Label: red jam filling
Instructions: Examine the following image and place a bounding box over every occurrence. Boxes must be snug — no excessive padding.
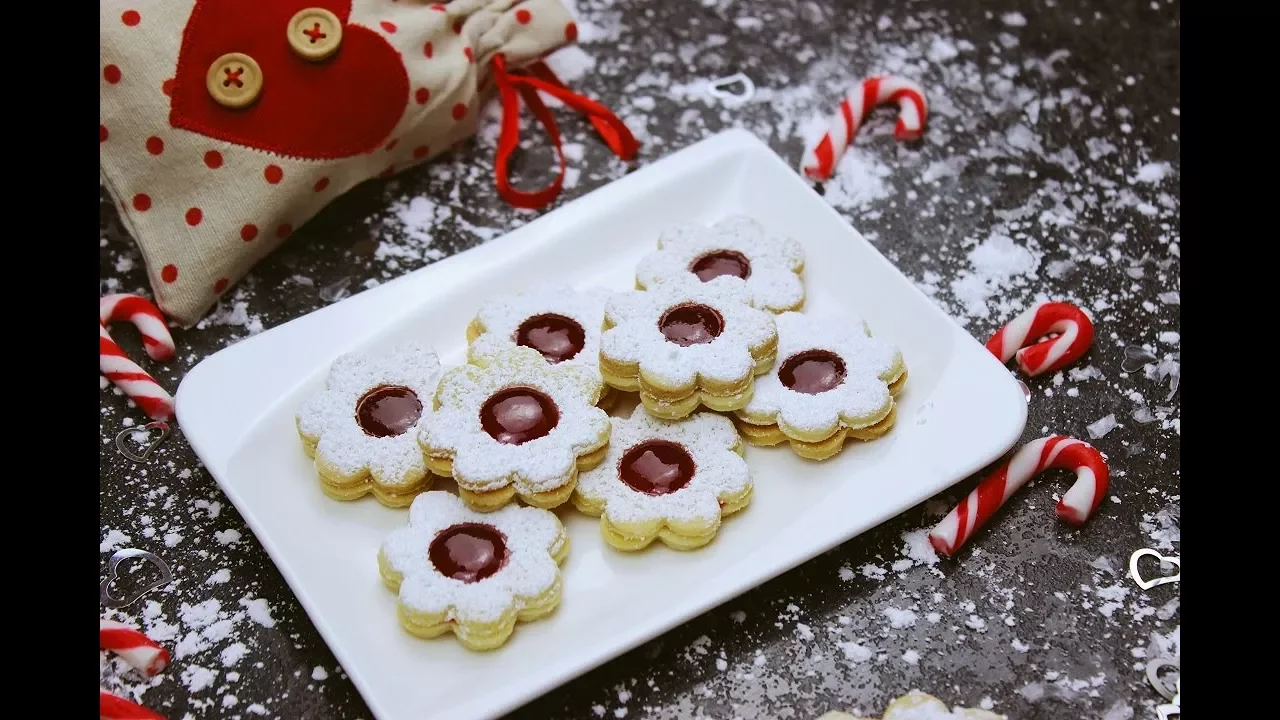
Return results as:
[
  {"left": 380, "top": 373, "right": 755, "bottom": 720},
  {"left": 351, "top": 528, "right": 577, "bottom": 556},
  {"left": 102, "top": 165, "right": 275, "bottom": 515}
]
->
[
  {"left": 778, "top": 350, "right": 847, "bottom": 394},
  {"left": 618, "top": 440, "right": 695, "bottom": 496},
  {"left": 479, "top": 386, "right": 560, "bottom": 445},
  {"left": 658, "top": 303, "right": 724, "bottom": 346},
  {"left": 690, "top": 250, "right": 751, "bottom": 282},
  {"left": 428, "top": 523, "right": 508, "bottom": 583},
  {"left": 515, "top": 313, "right": 586, "bottom": 364},
  {"left": 354, "top": 385, "right": 423, "bottom": 437}
]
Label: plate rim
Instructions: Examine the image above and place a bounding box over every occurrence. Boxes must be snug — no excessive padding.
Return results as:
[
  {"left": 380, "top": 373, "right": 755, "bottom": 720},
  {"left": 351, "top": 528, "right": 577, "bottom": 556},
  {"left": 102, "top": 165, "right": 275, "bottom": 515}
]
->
[{"left": 175, "top": 128, "right": 1027, "bottom": 720}]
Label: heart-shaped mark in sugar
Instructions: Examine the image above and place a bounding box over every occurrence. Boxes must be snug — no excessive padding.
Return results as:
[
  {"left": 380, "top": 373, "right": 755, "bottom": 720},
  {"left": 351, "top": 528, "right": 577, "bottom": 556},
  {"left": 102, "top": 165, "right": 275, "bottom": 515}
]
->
[
  {"left": 1129, "top": 548, "right": 1180, "bottom": 590},
  {"left": 706, "top": 73, "right": 756, "bottom": 104},
  {"left": 1145, "top": 656, "right": 1180, "bottom": 701},
  {"left": 100, "top": 549, "right": 174, "bottom": 608},
  {"left": 115, "top": 421, "right": 171, "bottom": 462},
  {"left": 169, "top": 0, "right": 408, "bottom": 159}
]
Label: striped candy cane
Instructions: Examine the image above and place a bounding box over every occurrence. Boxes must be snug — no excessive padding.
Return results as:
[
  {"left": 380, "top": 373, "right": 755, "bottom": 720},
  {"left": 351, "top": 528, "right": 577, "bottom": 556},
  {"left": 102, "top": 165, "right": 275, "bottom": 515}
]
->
[
  {"left": 100, "top": 619, "right": 170, "bottom": 677},
  {"left": 100, "top": 294, "right": 175, "bottom": 421},
  {"left": 101, "top": 294, "right": 176, "bottom": 362},
  {"left": 800, "top": 75, "right": 928, "bottom": 181},
  {"left": 986, "top": 301, "right": 1095, "bottom": 377},
  {"left": 100, "top": 690, "right": 165, "bottom": 720},
  {"left": 929, "top": 435, "right": 1110, "bottom": 558}
]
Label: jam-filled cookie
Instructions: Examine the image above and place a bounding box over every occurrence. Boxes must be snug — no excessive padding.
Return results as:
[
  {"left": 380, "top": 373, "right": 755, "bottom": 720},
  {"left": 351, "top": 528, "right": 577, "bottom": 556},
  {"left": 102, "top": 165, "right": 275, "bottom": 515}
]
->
[
  {"left": 734, "top": 312, "right": 906, "bottom": 460},
  {"left": 466, "top": 284, "right": 618, "bottom": 410},
  {"left": 635, "top": 215, "right": 806, "bottom": 313},
  {"left": 573, "top": 411, "right": 752, "bottom": 551},
  {"left": 599, "top": 282, "right": 778, "bottom": 420},
  {"left": 419, "top": 346, "right": 611, "bottom": 511},
  {"left": 378, "top": 491, "right": 569, "bottom": 651},
  {"left": 295, "top": 342, "right": 441, "bottom": 507}
]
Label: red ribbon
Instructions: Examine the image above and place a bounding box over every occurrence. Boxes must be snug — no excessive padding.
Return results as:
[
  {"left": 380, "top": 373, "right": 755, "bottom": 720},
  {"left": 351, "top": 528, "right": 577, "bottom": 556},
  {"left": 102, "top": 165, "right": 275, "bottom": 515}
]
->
[{"left": 490, "top": 55, "right": 640, "bottom": 209}]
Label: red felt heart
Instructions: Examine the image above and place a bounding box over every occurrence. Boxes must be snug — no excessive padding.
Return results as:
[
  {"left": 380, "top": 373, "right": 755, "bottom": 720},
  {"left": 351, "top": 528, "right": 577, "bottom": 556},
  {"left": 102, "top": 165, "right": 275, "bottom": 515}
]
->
[{"left": 169, "top": 0, "right": 409, "bottom": 160}]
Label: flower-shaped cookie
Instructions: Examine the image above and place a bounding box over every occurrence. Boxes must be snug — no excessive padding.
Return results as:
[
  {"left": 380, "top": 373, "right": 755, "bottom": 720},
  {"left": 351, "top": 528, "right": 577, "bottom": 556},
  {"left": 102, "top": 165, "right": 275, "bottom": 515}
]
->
[
  {"left": 419, "top": 346, "right": 611, "bottom": 511},
  {"left": 635, "top": 215, "right": 806, "bottom": 313},
  {"left": 467, "top": 284, "right": 618, "bottom": 410},
  {"left": 573, "top": 411, "right": 752, "bottom": 551},
  {"left": 296, "top": 342, "right": 441, "bottom": 506},
  {"left": 600, "top": 281, "right": 777, "bottom": 420},
  {"left": 378, "top": 491, "right": 568, "bottom": 651},
  {"left": 735, "top": 312, "right": 906, "bottom": 460}
]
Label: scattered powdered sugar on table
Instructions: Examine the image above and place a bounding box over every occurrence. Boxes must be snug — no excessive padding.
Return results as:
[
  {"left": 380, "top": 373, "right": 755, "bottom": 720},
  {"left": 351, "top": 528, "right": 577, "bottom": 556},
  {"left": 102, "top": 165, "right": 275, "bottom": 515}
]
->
[
  {"left": 1140, "top": 507, "right": 1180, "bottom": 551},
  {"left": 822, "top": 148, "right": 893, "bottom": 212},
  {"left": 385, "top": 196, "right": 451, "bottom": 265},
  {"left": 948, "top": 234, "right": 1042, "bottom": 319},
  {"left": 102, "top": 591, "right": 273, "bottom": 713},
  {"left": 101, "top": 528, "right": 132, "bottom": 552},
  {"left": 239, "top": 597, "right": 277, "bottom": 629},
  {"left": 1087, "top": 413, "right": 1120, "bottom": 439},
  {"left": 1133, "top": 162, "right": 1173, "bottom": 184},
  {"left": 194, "top": 286, "right": 265, "bottom": 339},
  {"left": 884, "top": 607, "right": 919, "bottom": 629},
  {"left": 840, "top": 641, "right": 874, "bottom": 663},
  {"left": 96, "top": 437, "right": 346, "bottom": 716}
]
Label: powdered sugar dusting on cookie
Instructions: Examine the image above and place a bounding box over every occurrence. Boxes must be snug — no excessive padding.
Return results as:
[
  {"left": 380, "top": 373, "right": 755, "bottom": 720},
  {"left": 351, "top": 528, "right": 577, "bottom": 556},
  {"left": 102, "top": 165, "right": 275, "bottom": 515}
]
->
[
  {"left": 421, "top": 346, "right": 610, "bottom": 493},
  {"left": 602, "top": 282, "right": 777, "bottom": 386},
  {"left": 381, "top": 492, "right": 565, "bottom": 624},
  {"left": 577, "top": 412, "right": 751, "bottom": 526},
  {"left": 741, "top": 312, "right": 902, "bottom": 433},
  {"left": 296, "top": 343, "right": 441, "bottom": 486},
  {"left": 636, "top": 215, "right": 806, "bottom": 313},
  {"left": 470, "top": 283, "right": 612, "bottom": 374}
]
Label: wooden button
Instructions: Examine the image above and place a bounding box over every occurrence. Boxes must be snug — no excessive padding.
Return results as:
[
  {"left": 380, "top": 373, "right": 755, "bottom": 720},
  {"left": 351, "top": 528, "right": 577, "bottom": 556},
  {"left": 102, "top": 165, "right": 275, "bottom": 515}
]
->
[
  {"left": 288, "top": 8, "right": 343, "bottom": 61},
  {"left": 205, "top": 53, "right": 263, "bottom": 109}
]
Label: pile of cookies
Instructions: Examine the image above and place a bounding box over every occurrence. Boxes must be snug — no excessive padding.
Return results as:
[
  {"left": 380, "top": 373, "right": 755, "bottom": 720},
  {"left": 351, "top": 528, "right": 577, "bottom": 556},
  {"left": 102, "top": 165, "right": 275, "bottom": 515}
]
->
[{"left": 296, "top": 215, "right": 907, "bottom": 650}]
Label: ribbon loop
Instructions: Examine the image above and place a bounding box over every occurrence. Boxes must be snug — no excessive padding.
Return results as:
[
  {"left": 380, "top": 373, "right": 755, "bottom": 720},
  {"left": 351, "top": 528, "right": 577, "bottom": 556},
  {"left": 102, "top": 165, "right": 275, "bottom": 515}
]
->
[{"left": 490, "top": 55, "right": 639, "bottom": 209}]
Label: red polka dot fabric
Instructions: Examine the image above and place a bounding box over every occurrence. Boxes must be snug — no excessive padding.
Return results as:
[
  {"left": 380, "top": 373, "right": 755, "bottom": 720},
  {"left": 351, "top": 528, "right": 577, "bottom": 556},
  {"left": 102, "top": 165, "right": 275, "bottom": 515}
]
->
[{"left": 99, "top": 0, "right": 578, "bottom": 326}]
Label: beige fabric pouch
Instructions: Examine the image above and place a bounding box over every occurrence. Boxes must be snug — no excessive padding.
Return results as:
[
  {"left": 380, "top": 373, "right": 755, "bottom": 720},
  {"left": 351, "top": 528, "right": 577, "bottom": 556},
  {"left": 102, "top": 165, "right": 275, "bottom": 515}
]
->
[{"left": 100, "top": 0, "right": 578, "bottom": 326}]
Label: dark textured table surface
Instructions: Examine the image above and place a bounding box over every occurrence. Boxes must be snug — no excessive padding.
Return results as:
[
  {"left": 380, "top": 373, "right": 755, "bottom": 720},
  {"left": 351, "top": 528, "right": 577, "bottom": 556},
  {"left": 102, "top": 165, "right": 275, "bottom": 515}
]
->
[{"left": 99, "top": 0, "right": 1180, "bottom": 717}]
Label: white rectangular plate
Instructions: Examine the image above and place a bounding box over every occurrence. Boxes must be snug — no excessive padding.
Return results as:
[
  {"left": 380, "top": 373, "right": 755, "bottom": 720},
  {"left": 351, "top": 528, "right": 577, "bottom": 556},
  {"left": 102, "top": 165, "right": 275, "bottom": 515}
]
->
[{"left": 177, "top": 129, "right": 1027, "bottom": 720}]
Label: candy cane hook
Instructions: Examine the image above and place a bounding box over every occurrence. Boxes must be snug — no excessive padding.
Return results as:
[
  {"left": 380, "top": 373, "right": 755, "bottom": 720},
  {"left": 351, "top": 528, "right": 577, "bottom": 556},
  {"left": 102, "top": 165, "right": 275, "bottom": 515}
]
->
[
  {"left": 801, "top": 75, "right": 928, "bottom": 182},
  {"left": 100, "top": 294, "right": 175, "bottom": 422},
  {"left": 986, "top": 301, "right": 1095, "bottom": 377},
  {"left": 929, "top": 435, "right": 1110, "bottom": 558},
  {"left": 101, "top": 294, "right": 176, "bottom": 362},
  {"left": 100, "top": 619, "right": 170, "bottom": 677}
]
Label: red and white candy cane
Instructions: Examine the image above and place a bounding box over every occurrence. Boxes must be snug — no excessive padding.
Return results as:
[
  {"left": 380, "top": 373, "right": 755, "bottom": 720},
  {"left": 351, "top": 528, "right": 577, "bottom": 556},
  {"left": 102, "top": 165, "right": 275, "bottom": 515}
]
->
[
  {"left": 101, "top": 294, "right": 176, "bottom": 362},
  {"left": 100, "top": 294, "right": 175, "bottom": 421},
  {"left": 986, "top": 301, "right": 1095, "bottom": 377},
  {"left": 100, "top": 690, "right": 165, "bottom": 720},
  {"left": 100, "top": 619, "right": 170, "bottom": 677},
  {"left": 800, "top": 75, "right": 928, "bottom": 181},
  {"left": 929, "top": 435, "right": 1110, "bottom": 558}
]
